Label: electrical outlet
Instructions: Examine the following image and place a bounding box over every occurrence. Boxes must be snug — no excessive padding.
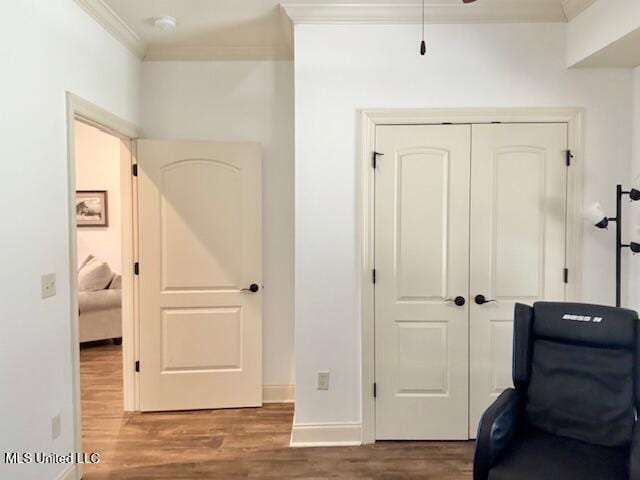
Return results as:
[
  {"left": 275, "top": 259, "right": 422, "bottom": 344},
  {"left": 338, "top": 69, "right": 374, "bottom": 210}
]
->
[
  {"left": 317, "top": 371, "right": 330, "bottom": 391},
  {"left": 41, "top": 273, "right": 56, "bottom": 299},
  {"left": 51, "top": 414, "right": 61, "bottom": 440}
]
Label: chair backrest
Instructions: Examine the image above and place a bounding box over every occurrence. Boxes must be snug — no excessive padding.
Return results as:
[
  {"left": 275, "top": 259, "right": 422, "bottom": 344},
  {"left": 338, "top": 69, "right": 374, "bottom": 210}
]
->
[{"left": 513, "top": 302, "right": 639, "bottom": 449}]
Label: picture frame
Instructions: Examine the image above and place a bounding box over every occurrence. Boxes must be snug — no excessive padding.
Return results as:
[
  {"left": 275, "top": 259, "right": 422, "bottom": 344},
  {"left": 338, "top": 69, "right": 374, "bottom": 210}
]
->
[{"left": 76, "top": 190, "right": 108, "bottom": 227}]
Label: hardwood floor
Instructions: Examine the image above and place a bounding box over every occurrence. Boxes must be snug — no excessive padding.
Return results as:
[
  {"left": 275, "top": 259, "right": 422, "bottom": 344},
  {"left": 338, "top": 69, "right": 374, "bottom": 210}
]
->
[{"left": 80, "top": 342, "right": 474, "bottom": 479}]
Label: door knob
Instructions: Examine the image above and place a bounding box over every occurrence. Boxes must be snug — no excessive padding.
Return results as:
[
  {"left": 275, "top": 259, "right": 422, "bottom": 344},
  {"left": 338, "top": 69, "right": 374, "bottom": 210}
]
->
[
  {"left": 445, "top": 296, "right": 466, "bottom": 307},
  {"left": 241, "top": 283, "right": 260, "bottom": 293},
  {"left": 475, "top": 294, "right": 496, "bottom": 305}
]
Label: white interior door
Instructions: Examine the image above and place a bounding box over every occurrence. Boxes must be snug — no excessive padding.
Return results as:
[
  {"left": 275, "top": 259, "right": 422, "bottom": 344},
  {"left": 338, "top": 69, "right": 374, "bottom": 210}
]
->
[
  {"left": 374, "top": 125, "right": 471, "bottom": 440},
  {"left": 137, "top": 140, "right": 262, "bottom": 411},
  {"left": 468, "top": 123, "right": 568, "bottom": 436}
]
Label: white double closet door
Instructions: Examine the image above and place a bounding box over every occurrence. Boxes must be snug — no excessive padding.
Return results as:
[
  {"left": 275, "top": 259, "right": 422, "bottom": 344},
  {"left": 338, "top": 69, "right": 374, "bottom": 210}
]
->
[{"left": 374, "top": 123, "right": 568, "bottom": 440}]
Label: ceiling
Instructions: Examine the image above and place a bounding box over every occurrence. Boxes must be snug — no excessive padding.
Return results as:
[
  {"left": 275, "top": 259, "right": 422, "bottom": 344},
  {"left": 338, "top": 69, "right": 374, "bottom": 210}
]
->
[
  {"left": 103, "top": 0, "right": 296, "bottom": 60},
  {"left": 84, "top": 0, "right": 596, "bottom": 61}
]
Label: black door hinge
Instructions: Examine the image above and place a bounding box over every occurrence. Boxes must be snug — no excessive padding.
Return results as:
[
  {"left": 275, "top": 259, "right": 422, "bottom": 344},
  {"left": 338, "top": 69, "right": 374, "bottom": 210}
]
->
[
  {"left": 134, "top": 262, "right": 139, "bottom": 275},
  {"left": 135, "top": 361, "right": 140, "bottom": 372},
  {"left": 372, "top": 269, "right": 377, "bottom": 284},
  {"left": 373, "top": 151, "right": 384, "bottom": 169},
  {"left": 564, "top": 268, "right": 569, "bottom": 284},
  {"left": 373, "top": 382, "right": 377, "bottom": 398},
  {"left": 565, "top": 150, "right": 573, "bottom": 167},
  {"left": 132, "top": 164, "right": 138, "bottom": 176}
]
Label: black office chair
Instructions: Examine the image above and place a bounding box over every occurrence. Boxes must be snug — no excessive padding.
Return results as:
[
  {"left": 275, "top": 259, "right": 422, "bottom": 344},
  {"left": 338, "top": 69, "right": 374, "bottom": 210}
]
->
[{"left": 474, "top": 302, "right": 640, "bottom": 480}]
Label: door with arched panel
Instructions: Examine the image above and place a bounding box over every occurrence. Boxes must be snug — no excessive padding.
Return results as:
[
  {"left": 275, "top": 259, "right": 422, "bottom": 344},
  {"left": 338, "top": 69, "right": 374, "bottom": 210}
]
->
[
  {"left": 373, "top": 123, "right": 568, "bottom": 440},
  {"left": 468, "top": 123, "right": 568, "bottom": 436},
  {"left": 137, "top": 140, "right": 262, "bottom": 411},
  {"left": 374, "top": 125, "right": 472, "bottom": 440}
]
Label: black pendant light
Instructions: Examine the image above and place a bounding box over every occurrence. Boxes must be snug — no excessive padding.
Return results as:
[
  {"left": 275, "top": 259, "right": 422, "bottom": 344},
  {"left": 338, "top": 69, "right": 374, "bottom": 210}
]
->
[
  {"left": 420, "top": 0, "right": 426, "bottom": 55},
  {"left": 420, "top": 0, "right": 477, "bottom": 55}
]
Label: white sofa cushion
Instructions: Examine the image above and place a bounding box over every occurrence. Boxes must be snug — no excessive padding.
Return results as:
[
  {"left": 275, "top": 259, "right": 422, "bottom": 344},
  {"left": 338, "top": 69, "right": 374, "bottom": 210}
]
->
[
  {"left": 78, "top": 289, "right": 122, "bottom": 313},
  {"left": 78, "top": 257, "right": 113, "bottom": 292}
]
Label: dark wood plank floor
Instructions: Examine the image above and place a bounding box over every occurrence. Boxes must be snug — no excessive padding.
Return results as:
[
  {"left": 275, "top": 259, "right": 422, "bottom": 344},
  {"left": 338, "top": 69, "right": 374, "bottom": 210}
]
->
[{"left": 81, "top": 342, "right": 474, "bottom": 479}]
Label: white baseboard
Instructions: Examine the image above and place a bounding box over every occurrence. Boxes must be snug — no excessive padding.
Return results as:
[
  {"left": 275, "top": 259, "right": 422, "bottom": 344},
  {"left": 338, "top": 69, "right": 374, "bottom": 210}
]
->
[
  {"left": 290, "top": 422, "right": 362, "bottom": 447},
  {"left": 56, "top": 464, "right": 78, "bottom": 480},
  {"left": 263, "top": 384, "right": 295, "bottom": 403}
]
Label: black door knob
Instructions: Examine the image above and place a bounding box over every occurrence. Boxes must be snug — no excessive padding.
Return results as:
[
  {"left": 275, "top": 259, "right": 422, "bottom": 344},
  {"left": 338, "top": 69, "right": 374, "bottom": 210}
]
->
[
  {"left": 241, "top": 283, "right": 260, "bottom": 293},
  {"left": 445, "top": 296, "right": 466, "bottom": 307},
  {"left": 475, "top": 294, "right": 496, "bottom": 305}
]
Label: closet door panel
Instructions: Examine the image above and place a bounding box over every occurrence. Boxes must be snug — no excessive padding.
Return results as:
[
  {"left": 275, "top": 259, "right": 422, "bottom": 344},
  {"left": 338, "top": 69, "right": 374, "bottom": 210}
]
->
[
  {"left": 374, "top": 124, "right": 471, "bottom": 440},
  {"left": 468, "top": 123, "right": 568, "bottom": 437}
]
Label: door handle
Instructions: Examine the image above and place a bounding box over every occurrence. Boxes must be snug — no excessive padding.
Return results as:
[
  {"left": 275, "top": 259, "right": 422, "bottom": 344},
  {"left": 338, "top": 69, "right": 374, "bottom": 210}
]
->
[
  {"left": 241, "top": 283, "right": 260, "bottom": 293},
  {"left": 445, "top": 296, "right": 466, "bottom": 307},
  {"left": 475, "top": 294, "right": 496, "bottom": 305}
]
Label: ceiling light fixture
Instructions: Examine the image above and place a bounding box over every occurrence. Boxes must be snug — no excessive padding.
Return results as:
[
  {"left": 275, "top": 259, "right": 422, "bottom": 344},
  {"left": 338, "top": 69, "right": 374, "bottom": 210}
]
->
[{"left": 153, "top": 16, "right": 177, "bottom": 31}]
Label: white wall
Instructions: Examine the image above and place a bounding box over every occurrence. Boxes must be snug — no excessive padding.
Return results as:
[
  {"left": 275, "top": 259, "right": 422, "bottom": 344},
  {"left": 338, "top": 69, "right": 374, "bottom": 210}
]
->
[
  {"left": 141, "top": 61, "right": 295, "bottom": 388},
  {"left": 0, "top": 2, "right": 140, "bottom": 479},
  {"left": 293, "top": 23, "right": 633, "bottom": 428},
  {"left": 567, "top": 0, "right": 640, "bottom": 67},
  {"left": 75, "top": 121, "right": 123, "bottom": 273}
]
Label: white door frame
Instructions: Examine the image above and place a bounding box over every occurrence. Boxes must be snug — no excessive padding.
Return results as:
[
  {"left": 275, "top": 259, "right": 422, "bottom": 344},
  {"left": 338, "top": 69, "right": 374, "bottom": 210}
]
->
[
  {"left": 359, "top": 107, "right": 585, "bottom": 444},
  {"left": 66, "top": 93, "right": 141, "bottom": 479}
]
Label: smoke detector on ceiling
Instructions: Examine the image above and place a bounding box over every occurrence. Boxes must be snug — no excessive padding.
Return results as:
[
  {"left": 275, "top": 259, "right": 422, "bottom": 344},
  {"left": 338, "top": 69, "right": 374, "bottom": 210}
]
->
[{"left": 153, "top": 16, "right": 177, "bottom": 31}]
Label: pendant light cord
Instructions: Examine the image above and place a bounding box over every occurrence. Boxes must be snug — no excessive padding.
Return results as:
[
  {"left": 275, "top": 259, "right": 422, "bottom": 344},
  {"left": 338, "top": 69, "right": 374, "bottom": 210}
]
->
[{"left": 422, "top": 0, "right": 425, "bottom": 41}]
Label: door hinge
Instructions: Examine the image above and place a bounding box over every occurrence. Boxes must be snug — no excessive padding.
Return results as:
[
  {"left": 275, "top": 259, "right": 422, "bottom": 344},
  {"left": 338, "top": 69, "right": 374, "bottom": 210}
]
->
[
  {"left": 134, "top": 262, "right": 139, "bottom": 275},
  {"left": 373, "top": 382, "right": 377, "bottom": 398},
  {"left": 564, "top": 268, "right": 569, "bottom": 284},
  {"left": 372, "top": 151, "right": 384, "bottom": 169},
  {"left": 135, "top": 361, "right": 140, "bottom": 372},
  {"left": 132, "top": 163, "right": 138, "bottom": 176},
  {"left": 372, "top": 269, "right": 376, "bottom": 284},
  {"left": 565, "top": 150, "right": 573, "bottom": 167}
]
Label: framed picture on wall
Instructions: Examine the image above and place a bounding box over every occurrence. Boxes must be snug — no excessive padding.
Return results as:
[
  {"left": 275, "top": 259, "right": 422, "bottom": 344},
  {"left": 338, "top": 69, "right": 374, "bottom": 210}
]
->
[{"left": 76, "top": 190, "right": 108, "bottom": 227}]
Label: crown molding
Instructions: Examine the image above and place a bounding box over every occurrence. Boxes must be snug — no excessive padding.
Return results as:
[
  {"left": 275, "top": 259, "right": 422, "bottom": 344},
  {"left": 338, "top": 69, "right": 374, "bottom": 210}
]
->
[
  {"left": 562, "top": 0, "right": 597, "bottom": 20},
  {"left": 281, "top": 2, "right": 568, "bottom": 25},
  {"left": 74, "top": 0, "right": 147, "bottom": 58},
  {"left": 144, "top": 44, "right": 293, "bottom": 61}
]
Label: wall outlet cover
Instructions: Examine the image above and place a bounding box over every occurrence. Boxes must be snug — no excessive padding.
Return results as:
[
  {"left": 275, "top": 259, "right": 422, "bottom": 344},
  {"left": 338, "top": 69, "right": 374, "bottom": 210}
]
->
[
  {"left": 41, "top": 273, "right": 57, "bottom": 299},
  {"left": 317, "top": 371, "right": 330, "bottom": 390},
  {"left": 51, "top": 414, "right": 61, "bottom": 440}
]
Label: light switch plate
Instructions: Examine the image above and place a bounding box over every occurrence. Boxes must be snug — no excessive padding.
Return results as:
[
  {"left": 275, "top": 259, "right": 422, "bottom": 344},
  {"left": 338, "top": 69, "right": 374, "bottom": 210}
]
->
[
  {"left": 317, "top": 371, "right": 330, "bottom": 390},
  {"left": 51, "top": 414, "right": 61, "bottom": 440},
  {"left": 41, "top": 273, "right": 56, "bottom": 299}
]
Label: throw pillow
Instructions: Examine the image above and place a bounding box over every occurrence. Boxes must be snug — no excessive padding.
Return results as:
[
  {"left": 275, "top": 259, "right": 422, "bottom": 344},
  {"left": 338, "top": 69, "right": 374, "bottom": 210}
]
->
[{"left": 78, "top": 257, "right": 113, "bottom": 292}]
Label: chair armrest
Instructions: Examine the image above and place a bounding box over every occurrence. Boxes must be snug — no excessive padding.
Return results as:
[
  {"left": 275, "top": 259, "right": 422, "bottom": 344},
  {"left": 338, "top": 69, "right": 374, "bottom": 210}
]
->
[
  {"left": 473, "top": 388, "right": 524, "bottom": 480},
  {"left": 631, "top": 423, "right": 640, "bottom": 480}
]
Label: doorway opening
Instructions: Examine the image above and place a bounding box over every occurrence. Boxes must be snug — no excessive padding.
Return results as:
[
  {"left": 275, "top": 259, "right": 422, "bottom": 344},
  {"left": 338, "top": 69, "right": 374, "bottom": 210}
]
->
[
  {"left": 75, "top": 118, "right": 129, "bottom": 469},
  {"left": 66, "top": 93, "right": 139, "bottom": 479}
]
